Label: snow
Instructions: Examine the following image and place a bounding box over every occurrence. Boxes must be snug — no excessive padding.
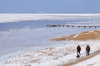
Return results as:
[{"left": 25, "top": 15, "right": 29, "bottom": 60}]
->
[
  {"left": 0, "top": 39, "right": 100, "bottom": 66},
  {"left": 0, "top": 14, "right": 100, "bottom": 66},
  {"left": 73, "top": 54, "right": 100, "bottom": 66},
  {"left": 0, "top": 13, "right": 100, "bottom": 23},
  {"left": 73, "top": 35, "right": 78, "bottom": 38},
  {"left": 73, "top": 40, "right": 100, "bottom": 66}
]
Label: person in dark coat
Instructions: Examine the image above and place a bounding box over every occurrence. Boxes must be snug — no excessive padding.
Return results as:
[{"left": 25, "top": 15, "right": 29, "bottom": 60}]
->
[
  {"left": 77, "top": 45, "right": 81, "bottom": 55},
  {"left": 86, "top": 45, "right": 90, "bottom": 55}
]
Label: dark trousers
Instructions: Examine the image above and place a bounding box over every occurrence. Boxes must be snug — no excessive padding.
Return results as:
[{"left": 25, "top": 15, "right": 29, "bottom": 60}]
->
[
  {"left": 86, "top": 51, "right": 89, "bottom": 55},
  {"left": 77, "top": 51, "right": 80, "bottom": 55}
]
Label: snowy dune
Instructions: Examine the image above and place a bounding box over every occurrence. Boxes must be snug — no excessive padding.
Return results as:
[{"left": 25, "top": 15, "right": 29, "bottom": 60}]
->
[
  {"left": 0, "top": 37, "right": 100, "bottom": 66},
  {"left": 0, "top": 13, "right": 100, "bottom": 23}
]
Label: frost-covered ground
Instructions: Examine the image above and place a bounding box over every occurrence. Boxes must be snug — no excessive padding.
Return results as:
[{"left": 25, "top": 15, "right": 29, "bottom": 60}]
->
[
  {"left": 0, "top": 14, "right": 100, "bottom": 66},
  {"left": 0, "top": 38, "right": 100, "bottom": 66}
]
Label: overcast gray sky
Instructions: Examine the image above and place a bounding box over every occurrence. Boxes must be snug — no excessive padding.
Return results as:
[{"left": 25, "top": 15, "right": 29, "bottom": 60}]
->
[{"left": 0, "top": 0, "right": 100, "bottom": 13}]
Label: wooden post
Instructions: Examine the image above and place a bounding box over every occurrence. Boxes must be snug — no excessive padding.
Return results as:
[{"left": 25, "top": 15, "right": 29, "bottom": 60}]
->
[
  {"left": 67, "top": 26, "right": 69, "bottom": 27},
  {"left": 78, "top": 26, "right": 80, "bottom": 28},
  {"left": 84, "top": 26, "right": 86, "bottom": 28}
]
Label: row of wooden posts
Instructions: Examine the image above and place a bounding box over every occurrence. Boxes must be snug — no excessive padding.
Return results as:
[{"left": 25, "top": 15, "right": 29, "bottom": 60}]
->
[{"left": 46, "top": 25, "right": 100, "bottom": 28}]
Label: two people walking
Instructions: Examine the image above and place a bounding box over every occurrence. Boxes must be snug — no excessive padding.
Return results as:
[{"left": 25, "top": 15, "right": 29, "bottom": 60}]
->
[{"left": 77, "top": 45, "right": 90, "bottom": 56}]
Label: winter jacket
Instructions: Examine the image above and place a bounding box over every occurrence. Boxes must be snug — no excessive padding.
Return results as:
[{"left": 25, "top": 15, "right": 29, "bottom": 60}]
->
[
  {"left": 86, "top": 46, "right": 90, "bottom": 52},
  {"left": 77, "top": 46, "right": 81, "bottom": 51}
]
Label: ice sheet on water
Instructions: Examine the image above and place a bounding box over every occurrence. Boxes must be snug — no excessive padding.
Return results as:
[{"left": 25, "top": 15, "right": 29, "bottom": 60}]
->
[{"left": 0, "top": 14, "right": 100, "bottom": 23}]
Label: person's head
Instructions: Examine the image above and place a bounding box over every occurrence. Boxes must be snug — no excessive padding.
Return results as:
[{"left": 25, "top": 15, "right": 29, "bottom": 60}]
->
[
  {"left": 87, "top": 45, "right": 89, "bottom": 46},
  {"left": 78, "top": 45, "right": 80, "bottom": 46}
]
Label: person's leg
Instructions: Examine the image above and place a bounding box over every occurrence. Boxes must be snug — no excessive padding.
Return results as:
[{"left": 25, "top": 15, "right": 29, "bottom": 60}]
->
[
  {"left": 77, "top": 51, "right": 80, "bottom": 55},
  {"left": 86, "top": 51, "right": 89, "bottom": 56},
  {"left": 79, "top": 51, "right": 80, "bottom": 55},
  {"left": 88, "top": 51, "right": 89, "bottom": 55},
  {"left": 77, "top": 51, "right": 78, "bottom": 55},
  {"left": 86, "top": 51, "right": 88, "bottom": 55},
  {"left": 88, "top": 51, "right": 90, "bottom": 55}
]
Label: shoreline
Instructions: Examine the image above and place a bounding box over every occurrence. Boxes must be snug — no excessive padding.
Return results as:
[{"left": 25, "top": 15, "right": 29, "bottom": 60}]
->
[
  {"left": 0, "top": 30, "right": 100, "bottom": 66},
  {"left": 49, "top": 30, "right": 100, "bottom": 41}
]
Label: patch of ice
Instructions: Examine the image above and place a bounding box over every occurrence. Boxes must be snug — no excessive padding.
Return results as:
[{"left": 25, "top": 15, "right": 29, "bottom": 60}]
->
[{"left": 10, "top": 29, "right": 18, "bottom": 31}]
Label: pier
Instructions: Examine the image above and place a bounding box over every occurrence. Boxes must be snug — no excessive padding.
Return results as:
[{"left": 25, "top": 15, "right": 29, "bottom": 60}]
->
[{"left": 46, "top": 25, "right": 100, "bottom": 28}]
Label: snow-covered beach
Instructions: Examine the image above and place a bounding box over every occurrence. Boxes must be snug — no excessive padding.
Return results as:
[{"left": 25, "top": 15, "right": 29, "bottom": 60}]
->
[{"left": 0, "top": 14, "right": 100, "bottom": 66}]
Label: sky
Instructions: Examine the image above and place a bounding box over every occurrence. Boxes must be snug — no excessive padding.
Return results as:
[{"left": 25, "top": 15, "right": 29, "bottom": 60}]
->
[{"left": 0, "top": 0, "right": 100, "bottom": 13}]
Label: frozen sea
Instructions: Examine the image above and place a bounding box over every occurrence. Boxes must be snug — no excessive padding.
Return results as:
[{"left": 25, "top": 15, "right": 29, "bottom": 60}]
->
[{"left": 0, "top": 14, "right": 100, "bottom": 63}]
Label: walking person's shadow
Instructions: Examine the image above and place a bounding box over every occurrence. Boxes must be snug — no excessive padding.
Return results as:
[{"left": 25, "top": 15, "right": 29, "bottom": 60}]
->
[{"left": 79, "top": 50, "right": 100, "bottom": 58}]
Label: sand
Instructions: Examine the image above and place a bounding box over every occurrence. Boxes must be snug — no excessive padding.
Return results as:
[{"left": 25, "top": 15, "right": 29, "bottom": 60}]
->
[{"left": 49, "top": 30, "right": 100, "bottom": 41}]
